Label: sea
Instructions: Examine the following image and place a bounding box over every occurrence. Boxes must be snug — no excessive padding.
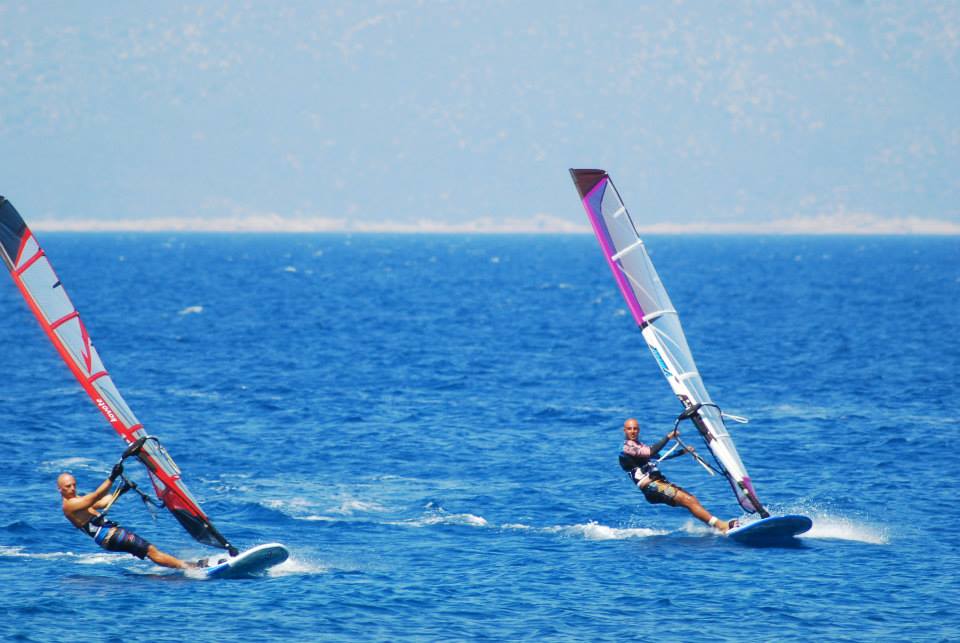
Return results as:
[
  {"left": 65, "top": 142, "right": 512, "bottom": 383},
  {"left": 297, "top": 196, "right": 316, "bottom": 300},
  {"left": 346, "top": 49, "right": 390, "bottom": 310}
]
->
[{"left": 0, "top": 233, "right": 957, "bottom": 642}]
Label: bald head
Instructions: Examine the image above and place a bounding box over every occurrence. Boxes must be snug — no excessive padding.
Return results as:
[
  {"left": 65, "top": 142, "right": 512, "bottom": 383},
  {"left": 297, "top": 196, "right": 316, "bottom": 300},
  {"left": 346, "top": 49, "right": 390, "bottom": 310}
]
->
[
  {"left": 57, "top": 473, "right": 77, "bottom": 499},
  {"left": 623, "top": 418, "right": 640, "bottom": 440}
]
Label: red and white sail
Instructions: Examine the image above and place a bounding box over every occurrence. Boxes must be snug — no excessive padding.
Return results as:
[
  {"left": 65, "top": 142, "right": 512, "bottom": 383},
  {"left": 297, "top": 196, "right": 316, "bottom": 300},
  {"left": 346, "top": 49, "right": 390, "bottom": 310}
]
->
[{"left": 0, "top": 196, "right": 234, "bottom": 550}]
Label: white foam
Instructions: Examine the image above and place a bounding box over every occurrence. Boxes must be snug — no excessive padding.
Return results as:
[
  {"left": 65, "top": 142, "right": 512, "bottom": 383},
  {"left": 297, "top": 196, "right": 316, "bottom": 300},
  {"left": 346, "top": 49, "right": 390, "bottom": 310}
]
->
[
  {"left": 75, "top": 552, "right": 126, "bottom": 565},
  {"left": 0, "top": 546, "right": 142, "bottom": 567},
  {"left": 178, "top": 305, "right": 204, "bottom": 315},
  {"left": 268, "top": 555, "right": 327, "bottom": 576},
  {"left": 183, "top": 567, "right": 209, "bottom": 580},
  {"left": 678, "top": 519, "right": 717, "bottom": 536},
  {"left": 391, "top": 509, "right": 489, "bottom": 529},
  {"left": 414, "top": 512, "right": 489, "bottom": 528},
  {"left": 283, "top": 265, "right": 297, "bottom": 273},
  {"left": 264, "top": 497, "right": 315, "bottom": 512},
  {"left": 0, "top": 546, "right": 77, "bottom": 560},
  {"left": 759, "top": 503, "right": 890, "bottom": 545},
  {"left": 264, "top": 495, "right": 387, "bottom": 519},
  {"left": 800, "top": 513, "right": 889, "bottom": 544},
  {"left": 547, "top": 521, "right": 668, "bottom": 540},
  {"left": 330, "top": 498, "right": 387, "bottom": 515}
]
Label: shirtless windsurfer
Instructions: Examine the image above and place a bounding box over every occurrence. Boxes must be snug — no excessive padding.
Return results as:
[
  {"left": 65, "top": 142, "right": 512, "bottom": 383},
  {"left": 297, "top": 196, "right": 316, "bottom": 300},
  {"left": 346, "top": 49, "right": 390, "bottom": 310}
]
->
[{"left": 57, "top": 464, "right": 194, "bottom": 569}]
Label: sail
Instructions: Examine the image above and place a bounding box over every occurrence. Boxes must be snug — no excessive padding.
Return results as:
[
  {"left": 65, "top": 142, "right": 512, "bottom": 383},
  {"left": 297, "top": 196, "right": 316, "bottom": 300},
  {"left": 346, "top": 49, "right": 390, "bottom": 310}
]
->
[
  {"left": 0, "top": 196, "right": 235, "bottom": 550},
  {"left": 570, "top": 170, "right": 765, "bottom": 515}
]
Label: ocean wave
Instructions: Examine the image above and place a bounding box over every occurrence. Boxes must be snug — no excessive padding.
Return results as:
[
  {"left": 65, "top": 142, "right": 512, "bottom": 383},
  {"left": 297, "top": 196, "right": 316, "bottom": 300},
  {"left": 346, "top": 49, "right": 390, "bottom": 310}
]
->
[
  {"left": 263, "top": 495, "right": 387, "bottom": 519},
  {"left": 330, "top": 499, "right": 387, "bottom": 515},
  {"left": 301, "top": 515, "right": 338, "bottom": 522}
]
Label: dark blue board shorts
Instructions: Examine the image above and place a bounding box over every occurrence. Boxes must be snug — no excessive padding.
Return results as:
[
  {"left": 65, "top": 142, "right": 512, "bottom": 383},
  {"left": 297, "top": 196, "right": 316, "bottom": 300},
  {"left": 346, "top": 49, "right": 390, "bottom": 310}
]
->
[{"left": 97, "top": 526, "right": 151, "bottom": 559}]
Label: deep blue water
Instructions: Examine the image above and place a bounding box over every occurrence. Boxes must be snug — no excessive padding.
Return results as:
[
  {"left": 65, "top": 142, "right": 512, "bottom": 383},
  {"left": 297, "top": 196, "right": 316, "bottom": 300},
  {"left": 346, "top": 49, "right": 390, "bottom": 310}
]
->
[{"left": 0, "top": 234, "right": 957, "bottom": 641}]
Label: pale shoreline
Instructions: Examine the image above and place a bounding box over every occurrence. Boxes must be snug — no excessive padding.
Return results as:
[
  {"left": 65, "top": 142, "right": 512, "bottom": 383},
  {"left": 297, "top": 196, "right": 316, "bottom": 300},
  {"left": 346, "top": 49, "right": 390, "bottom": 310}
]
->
[{"left": 28, "top": 214, "right": 960, "bottom": 235}]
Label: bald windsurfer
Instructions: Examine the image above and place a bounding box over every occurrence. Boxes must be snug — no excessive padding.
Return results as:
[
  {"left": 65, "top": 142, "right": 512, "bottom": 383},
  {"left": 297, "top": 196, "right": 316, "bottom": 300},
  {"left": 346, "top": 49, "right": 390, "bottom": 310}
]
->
[
  {"left": 618, "top": 418, "right": 736, "bottom": 534},
  {"left": 57, "top": 465, "right": 194, "bottom": 569}
]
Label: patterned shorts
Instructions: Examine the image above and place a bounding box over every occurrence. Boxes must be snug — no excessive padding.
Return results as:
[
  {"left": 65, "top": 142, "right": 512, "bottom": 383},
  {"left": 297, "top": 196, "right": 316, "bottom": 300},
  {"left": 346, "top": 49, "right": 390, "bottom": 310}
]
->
[{"left": 641, "top": 479, "right": 686, "bottom": 507}]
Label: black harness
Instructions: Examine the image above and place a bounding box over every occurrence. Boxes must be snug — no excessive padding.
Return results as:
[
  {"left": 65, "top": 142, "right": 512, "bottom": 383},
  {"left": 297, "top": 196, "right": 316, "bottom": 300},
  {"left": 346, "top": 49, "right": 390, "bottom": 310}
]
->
[{"left": 618, "top": 452, "right": 664, "bottom": 484}]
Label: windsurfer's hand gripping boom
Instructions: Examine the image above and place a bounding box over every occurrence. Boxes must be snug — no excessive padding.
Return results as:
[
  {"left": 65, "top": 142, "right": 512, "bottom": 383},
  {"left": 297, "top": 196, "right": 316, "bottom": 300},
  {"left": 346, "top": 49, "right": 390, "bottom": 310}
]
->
[{"left": 106, "top": 436, "right": 170, "bottom": 512}]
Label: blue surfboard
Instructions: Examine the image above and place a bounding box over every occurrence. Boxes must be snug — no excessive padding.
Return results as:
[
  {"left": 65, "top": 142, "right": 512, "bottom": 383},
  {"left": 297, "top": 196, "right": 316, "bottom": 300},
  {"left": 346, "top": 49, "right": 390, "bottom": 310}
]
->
[
  {"left": 727, "top": 515, "right": 812, "bottom": 545},
  {"left": 195, "top": 542, "right": 289, "bottom": 579}
]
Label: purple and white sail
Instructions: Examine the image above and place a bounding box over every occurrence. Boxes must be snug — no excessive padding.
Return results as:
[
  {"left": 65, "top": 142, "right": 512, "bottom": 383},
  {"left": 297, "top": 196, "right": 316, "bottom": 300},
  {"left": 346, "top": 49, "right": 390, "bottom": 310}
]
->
[{"left": 570, "top": 169, "right": 766, "bottom": 516}]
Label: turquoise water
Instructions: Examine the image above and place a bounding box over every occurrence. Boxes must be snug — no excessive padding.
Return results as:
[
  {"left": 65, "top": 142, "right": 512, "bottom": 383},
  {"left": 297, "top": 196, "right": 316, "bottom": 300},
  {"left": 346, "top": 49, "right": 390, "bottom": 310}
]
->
[{"left": 0, "top": 234, "right": 957, "bottom": 641}]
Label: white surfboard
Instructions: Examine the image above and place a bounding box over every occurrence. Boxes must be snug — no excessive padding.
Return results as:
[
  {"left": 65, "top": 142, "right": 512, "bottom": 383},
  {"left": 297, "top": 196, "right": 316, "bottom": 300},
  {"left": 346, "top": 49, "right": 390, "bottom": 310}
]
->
[{"left": 196, "top": 543, "right": 289, "bottom": 579}]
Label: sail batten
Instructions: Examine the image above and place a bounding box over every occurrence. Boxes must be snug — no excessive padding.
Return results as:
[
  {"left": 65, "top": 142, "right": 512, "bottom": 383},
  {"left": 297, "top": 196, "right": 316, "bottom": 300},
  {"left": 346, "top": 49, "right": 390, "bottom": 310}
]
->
[
  {"left": 610, "top": 239, "right": 644, "bottom": 261},
  {"left": 0, "top": 197, "right": 234, "bottom": 551},
  {"left": 570, "top": 169, "right": 765, "bottom": 515}
]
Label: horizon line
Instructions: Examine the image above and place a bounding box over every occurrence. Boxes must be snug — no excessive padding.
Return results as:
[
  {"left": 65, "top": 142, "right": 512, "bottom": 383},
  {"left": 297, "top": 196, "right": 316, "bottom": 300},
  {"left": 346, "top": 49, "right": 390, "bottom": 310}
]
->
[{"left": 28, "top": 212, "right": 960, "bottom": 235}]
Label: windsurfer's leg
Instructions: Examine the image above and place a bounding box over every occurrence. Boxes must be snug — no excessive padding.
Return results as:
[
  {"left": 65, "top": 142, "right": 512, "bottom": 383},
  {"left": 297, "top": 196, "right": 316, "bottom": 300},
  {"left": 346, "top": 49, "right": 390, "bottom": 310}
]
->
[
  {"left": 145, "top": 545, "right": 188, "bottom": 569},
  {"left": 673, "top": 490, "right": 727, "bottom": 532}
]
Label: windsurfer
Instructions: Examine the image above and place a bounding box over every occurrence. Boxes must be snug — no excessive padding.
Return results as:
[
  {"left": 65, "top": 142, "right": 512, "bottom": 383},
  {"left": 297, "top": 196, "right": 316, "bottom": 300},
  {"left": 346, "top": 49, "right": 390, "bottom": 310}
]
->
[
  {"left": 57, "top": 466, "right": 194, "bottom": 569},
  {"left": 618, "top": 418, "right": 736, "bottom": 534}
]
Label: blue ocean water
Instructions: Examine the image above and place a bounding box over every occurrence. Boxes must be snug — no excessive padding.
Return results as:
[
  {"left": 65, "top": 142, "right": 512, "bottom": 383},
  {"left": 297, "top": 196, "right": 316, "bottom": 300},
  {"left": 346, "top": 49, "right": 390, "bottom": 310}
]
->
[{"left": 0, "top": 233, "right": 957, "bottom": 641}]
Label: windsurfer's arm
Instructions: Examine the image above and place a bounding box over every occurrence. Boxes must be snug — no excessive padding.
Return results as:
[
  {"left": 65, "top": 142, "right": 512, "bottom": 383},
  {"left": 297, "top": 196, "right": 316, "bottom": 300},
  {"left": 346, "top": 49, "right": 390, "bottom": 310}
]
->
[
  {"left": 622, "top": 441, "right": 651, "bottom": 459},
  {"left": 647, "top": 430, "right": 677, "bottom": 457},
  {"left": 92, "top": 492, "right": 115, "bottom": 509},
  {"left": 63, "top": 476, "right": 114, "bottom": 513},
  {"left": 63, "top": 463, "right": 123, "bottom": 512}
]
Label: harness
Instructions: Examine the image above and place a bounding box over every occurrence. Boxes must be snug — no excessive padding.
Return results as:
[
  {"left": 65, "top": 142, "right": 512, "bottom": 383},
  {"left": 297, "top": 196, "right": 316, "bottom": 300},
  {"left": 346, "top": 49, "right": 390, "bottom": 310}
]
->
[
  {"left": 75, "top": 475, "right": 163, "bottom": 550},
  {"left": 618, "top": 451, "right": 664, "bottom": 486},
  {"left": 77, "top": 513, "right": 118, "bottom": 545}
]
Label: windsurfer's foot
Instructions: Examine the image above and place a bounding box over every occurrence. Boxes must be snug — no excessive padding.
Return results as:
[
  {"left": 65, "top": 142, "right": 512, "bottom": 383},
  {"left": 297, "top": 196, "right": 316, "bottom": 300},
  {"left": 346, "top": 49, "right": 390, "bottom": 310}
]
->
[
  {"left": 194, "top": 555, "right": 228, "bottom": 569},
  {"left": 709, "top": 516, "right": 735, "bottom": 533}
]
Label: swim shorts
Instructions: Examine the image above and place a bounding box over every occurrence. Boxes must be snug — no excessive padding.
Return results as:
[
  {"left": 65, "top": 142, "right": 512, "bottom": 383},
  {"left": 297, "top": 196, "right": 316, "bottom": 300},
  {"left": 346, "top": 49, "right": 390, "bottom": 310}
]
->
[
  {"left": 99, "top": 526, "right": 151, "bottom": 559},
  {"left": 641, "top": 479, "right": 685, "bottom": 507}
]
